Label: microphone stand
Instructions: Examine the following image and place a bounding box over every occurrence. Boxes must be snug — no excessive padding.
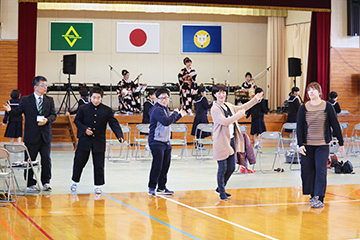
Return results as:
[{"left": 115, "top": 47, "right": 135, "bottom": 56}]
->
[{"left": 109, "top": 65, "right": 122, "bottom": 110}]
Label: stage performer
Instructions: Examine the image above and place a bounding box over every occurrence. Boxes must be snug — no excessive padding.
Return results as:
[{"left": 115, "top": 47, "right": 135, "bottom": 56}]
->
[{"left": 178, "top": 57, "right": 197, "bottom": 115}]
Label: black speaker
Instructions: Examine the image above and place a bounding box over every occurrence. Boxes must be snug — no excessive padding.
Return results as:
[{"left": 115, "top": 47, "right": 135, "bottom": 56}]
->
[
  {"left": 288, "top": 58, "right": 301, "bottom": 77},
  {"left": 63, "top": 54, "right": 76, "bottom": 75},
  {"left": 347, "top": 0, "right": 360, "bottom": 36}
]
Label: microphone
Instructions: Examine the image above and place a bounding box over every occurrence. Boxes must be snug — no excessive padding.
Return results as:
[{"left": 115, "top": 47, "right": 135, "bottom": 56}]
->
[
  {"left": 109, "top": 65, "right": 113, "bottom": 70},
  {"left": 266, "top": 66, "right": 271, "bottom": 71}
]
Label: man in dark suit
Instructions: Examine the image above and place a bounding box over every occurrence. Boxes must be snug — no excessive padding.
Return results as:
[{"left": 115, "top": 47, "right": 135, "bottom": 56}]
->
[
  {"left": 3, "top": 76, "right": 57, "bottom": 191},
  {"left": 71, "top": 87, "right": 123, "bottom": 194}
]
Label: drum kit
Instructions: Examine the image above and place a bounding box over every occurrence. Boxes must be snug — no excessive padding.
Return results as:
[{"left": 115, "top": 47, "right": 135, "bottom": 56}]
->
[{"left": 234, "top": 83, "right": 256, "bottom": 104}]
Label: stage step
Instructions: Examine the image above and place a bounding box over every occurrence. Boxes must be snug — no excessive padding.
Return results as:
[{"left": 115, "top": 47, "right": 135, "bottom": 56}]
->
[{"left": 51, "top": 116, "right": 77, "bottom": 149}]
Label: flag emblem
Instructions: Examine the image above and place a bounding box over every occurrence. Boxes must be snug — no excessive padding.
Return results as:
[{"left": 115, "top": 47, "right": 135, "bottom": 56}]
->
[
  {"left": 62, "top": 26, "right": 82, "bottom": 47},
  {"left": 129, "top": 29, "right": 147, "bottom": 47},
  {"left": 194, "top": 30, "right": 210, "bottom": 48},
  {"left": 182, "top": 25, "right": 221, "bottom": 53}
]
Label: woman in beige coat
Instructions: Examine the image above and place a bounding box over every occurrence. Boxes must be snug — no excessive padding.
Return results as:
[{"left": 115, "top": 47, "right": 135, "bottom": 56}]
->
[{"left": 211, "top": 84, "right": 263, "bottom": 201}]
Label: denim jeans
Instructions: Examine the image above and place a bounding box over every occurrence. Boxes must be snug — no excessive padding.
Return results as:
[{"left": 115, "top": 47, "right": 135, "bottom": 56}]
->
[
  {"left": 217, "top": 138, "right": 235, "bottom": 195},
  {"left": 300, "top": 145, "right": 330, "bottom": 198}
]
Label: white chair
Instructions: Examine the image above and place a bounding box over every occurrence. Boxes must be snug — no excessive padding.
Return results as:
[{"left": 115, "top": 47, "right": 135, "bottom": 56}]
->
[
  {"left": 331, "top": 122, "right": 348, "bottom": 153},
  {"left": 192, "top": 123, "right": 213, "bottom": 160},
  {"left": 4, "top": 143, "right": 42, "bottom": 195},
  {"left": 255, "top": 132, "right": 283, "bottom": 173},
  {"left": 346, "top": 123, "right": 360, "bottom": 155},
  {"left": 133, "top": 124, "right": 151, "bottom": 160},
  {"left": 279, "top": 123, "right": 300, "bottom": 170},
  {"left": 0, "top": 148, "right": 17, "bottom": 206},
  {"left": 170, "top": 124, "right": 188, "bottom": 160},
  {"left": 106, "top": 124, "right": 131, "bottom": 162}
]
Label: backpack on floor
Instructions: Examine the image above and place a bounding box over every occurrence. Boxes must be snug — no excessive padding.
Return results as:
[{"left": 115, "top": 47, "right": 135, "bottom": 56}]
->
[{"left": 342, "top": 160, "right": 354, "bottom": 174}]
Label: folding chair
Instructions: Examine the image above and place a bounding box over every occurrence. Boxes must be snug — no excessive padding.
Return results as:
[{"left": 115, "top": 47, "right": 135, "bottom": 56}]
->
[
  {"left": 255, "top": 132, "right": 283, "bottom": 173},
  {"left": 279, "top": 123, "right": 300, "bottom": 170},
  {"left": 346, "top": 123, "right": 360, "bottom": 156},
  {"left": 192, "top": 123, "right": 213, "bottom": 160},
  {"left": 331, "top": 122, "right": 348, "bottom": 154},
  {"left": 133, "top": 124, "right": 151, "bottom": 160},
  {"left": 106, "top": 124, "right": 131, "bottom": 162},
  {"left": 0, "top": 148, "right": 17, "bottom": 206},
  {"left": 3, "top": 143, "right": 42, "bottom": 195},
  {"left": 170, "top": 124, "right": 188, "bottom": 160}
]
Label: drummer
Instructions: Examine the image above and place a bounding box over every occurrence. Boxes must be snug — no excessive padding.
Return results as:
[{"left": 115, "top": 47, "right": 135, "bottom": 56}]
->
[{"left": 242, "top": 72, "right": 256, "bottom": 89}]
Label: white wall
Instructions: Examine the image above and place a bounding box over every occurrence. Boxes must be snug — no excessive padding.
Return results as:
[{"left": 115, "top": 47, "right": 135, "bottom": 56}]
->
[
  {"left": 0, "top": 0, "right": 18, "bottom": 40},
  {"left": 36, "top": 10, "right": 268, "bottom": 92},
  {"left": 331, "top": 0, "right": 359, "bottom": 48}
]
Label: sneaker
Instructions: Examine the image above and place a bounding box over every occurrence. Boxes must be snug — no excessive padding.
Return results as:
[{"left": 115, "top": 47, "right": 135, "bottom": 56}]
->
[
  {"left": 220, "top": 193, "right": 228, "bottom": 201},
  {"left": 43, "top": 183, "right": 52, "bottom": 191},
  {"left": 215, "top": 188, "right": 231, "bottom": 197},
  {"left": 156, "top": 188, "right": 174, "bottom": 195},
  {"left": 309, "top": 196, "right": 316, "bottom": 205},
  {"left": 70, "top": 183, "right": 77, "bottom": 192},
  {"left": 254, "top": 144, "right": 262, "bottom": 149},
  {"left": 247, "top": 169, "right": 256, "bottom": 173},
  {"left": 148, "top": 188, "right": 156, "bottom": 196},
  {"left": 27, "top": 185, "right": 40, "bottom": 192},
  {"left": 239, "top": 166, "right": 246, "bottom": 173},
  {"left": 94, "top": 187, "right": 102, "bottom": 194},
  {"left": 310, "top": 196, "right": 324, "bottom": 208},
  {"left": 145, "top": 145, "right": 150, "bottom": 151}
]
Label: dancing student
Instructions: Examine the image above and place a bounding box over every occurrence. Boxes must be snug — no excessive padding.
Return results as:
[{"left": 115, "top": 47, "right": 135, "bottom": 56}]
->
[
  {"left": 297, "top": 82, "right": 344, "bottom": 208},
  {"left": 142, "top": 89, "right": 156, "bottom": 151},
  {"left": 147, "top": 88, "right": 186, "bottom": 196},
  {"left": 245, "top": 88, "right": 269, "bottom": 149},
  {"left": 191, "top": 85, "right": 212, "bottom": 150},
  {"left": 178, "top": 57, "right": 197, "bottom": 115},
  {"left": 2, "top": 89, "right": 23, "bottom": 143},
  {"left": 71, "top": 87, "right": 123, "bottom": 194},
  {"left": 327, "top": 91, "right": 341, "bottom": 114},
  {"left": 211, "top": 84, "right": 263, "bottom": 201}
]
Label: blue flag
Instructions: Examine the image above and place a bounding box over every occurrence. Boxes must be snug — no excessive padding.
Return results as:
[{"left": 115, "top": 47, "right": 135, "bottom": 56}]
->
[{"left": 182, "top": 25, "right": 222, "bottom": 53}]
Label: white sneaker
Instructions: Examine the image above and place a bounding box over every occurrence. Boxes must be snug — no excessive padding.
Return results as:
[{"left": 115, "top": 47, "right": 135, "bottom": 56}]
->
[
  {"left": 94, "top": 187, "right": 102, "bottom": 194},
  {"left": 27, "top": 185, "right": 40, "bottom": 192},
  {"left": 145, "top": 145, "right": 150, "bottom": 151},
  {"left": 43, "top": 183, "right": 52, "bottom": 191}
]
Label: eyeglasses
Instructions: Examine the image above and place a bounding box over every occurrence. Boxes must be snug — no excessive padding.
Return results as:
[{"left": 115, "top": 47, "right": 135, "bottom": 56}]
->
[
  {"left": 37, "top": 84, "right": 48, "bottom": 88},
  {"left": 158, "top": 96, "right": 169, "bottom": 100}
]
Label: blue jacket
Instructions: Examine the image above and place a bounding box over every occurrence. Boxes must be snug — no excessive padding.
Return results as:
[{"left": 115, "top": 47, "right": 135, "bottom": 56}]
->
[{"left": 148, "top": 102, "right": 182, "bottom": 143}]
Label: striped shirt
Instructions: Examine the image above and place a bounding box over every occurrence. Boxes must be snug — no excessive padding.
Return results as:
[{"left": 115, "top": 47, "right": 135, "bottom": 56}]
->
[{"left": 305, "top": 101, "right": 327, "bottom": 145}]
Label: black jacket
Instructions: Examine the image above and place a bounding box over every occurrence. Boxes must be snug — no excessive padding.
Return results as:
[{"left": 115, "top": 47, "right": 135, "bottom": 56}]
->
[
  {"left": 296, "top": 101, "right": 344, "bottom": 147},
  {"left": 3, "top": 99, "right": 22, "bottom": 123},
  {"left": 246, "top": 99, "right": 269, "bottom": 120},
  {"left": 75, "top": 102, "right": 123, "bottom": 152},
  {"left": 9, "top": 94, "right": 56, "bottom": 144},
  {"left": 327, "top": 99, "right": 341, "bottom": 114},
  {"left": 286, "top": 96, "right": 301, "bottom": 116}
]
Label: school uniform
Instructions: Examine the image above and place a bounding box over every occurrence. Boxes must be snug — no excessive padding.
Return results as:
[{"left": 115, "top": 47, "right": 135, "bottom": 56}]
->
[
  {"left": 191, "top": 96, "right": 211, "bottom": 138},
  {"left": 72, "top": 102, "right": 123, "bottom": 186},
  {"left": 327, "top": 99, "right": 341, "bottom": 114},
  {"left": 142, "top": 99, "right": 155, "bottom": 124},
  {"left": 3, "top": 99, "right": 23, "bottom": 138},
  {"left": 246, "top": 99, "right": 269, "bottom": 135}
]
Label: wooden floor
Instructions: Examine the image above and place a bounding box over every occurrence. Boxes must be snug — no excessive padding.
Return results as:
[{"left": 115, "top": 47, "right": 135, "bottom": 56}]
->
[{"left": 1, "top": 185, "right": 360, "bottom": 239}]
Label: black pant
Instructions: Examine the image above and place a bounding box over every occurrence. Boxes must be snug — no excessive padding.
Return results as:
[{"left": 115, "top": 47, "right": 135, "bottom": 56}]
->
[
  {"left": 148, "top": 141, "right": 172, "bottom": 189},
  {"left": 217, "top": 138, "right": 235, "bottom": 195},
  {"left": 24, "top": 138, "right": 52, "bottom": 187},
  {"left": 72, "top": 149, "right": 105, "bottom": 186},
  {"left": 300, "top": 145, "right": 329, "bottom": 198}
]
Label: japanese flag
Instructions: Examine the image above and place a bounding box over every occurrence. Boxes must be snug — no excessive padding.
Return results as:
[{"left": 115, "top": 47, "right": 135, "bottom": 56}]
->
[{"left": 117, "top": 23, "right": 160, "bottom": 53}]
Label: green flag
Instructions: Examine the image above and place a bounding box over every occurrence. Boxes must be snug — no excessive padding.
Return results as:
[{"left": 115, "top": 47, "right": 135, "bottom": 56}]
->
[{"left": 50, "top": 22, "right": 93, "bottom": 51}]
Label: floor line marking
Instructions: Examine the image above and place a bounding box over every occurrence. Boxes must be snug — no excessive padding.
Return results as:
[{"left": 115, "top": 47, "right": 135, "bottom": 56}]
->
[
  {"left": 0, "top": 215, "right": 20, "bottom": 240},
  {"left": 102, "top": 193, "right": 200, "bottom": 240},
  {"left": 195, "top": 199, "right": 360, "bottom": 209},
  {"left": 326, "top": 192, "right": 358, "bottom": 200},
  {"left": 11, "top": 203, "right": 53, "bottom": 240},
  {"left": 158, "top": 195, "right": 279, "bottom": 240}
]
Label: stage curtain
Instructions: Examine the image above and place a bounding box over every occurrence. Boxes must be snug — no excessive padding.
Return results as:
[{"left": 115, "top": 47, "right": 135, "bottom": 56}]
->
[
  {"left": 267, "top": 16, "right": 286, "bottom": 111},
  {"left": 285, "top": 23, "right": 311, "bottom": 102},
  {"left": 305, "top": 12, "right": 331, "bottom": 101},
  {"left": 18, "top": 2, "right": 37, "bottom": 96}
]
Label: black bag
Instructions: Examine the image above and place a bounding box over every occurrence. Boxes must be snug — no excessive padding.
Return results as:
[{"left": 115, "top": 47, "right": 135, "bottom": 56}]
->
[
  {"left": 334, "top": 161, "right": 343, "bottom": 174},
  {"left": 342, "top": 160, "right": 353, "bottom": 173}
]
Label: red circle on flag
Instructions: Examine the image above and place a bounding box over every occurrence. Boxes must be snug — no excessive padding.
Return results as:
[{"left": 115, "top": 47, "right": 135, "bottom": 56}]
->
[{"left": 129, "top": 29, "right": 147, "bottom": 47}]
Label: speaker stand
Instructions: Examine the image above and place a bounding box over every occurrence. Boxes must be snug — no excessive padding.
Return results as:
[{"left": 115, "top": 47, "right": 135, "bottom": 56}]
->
[
  {"left": 293, "top": 76, "right": 297, "bottom": 88},
  {"left": 57, "top": 74, "right": 79, "bottom": 114}
]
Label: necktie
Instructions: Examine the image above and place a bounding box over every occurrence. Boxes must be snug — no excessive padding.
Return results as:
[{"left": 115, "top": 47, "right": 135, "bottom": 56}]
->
[{"left": 38, "top": 97, "right": 43, "bottom": 114}]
